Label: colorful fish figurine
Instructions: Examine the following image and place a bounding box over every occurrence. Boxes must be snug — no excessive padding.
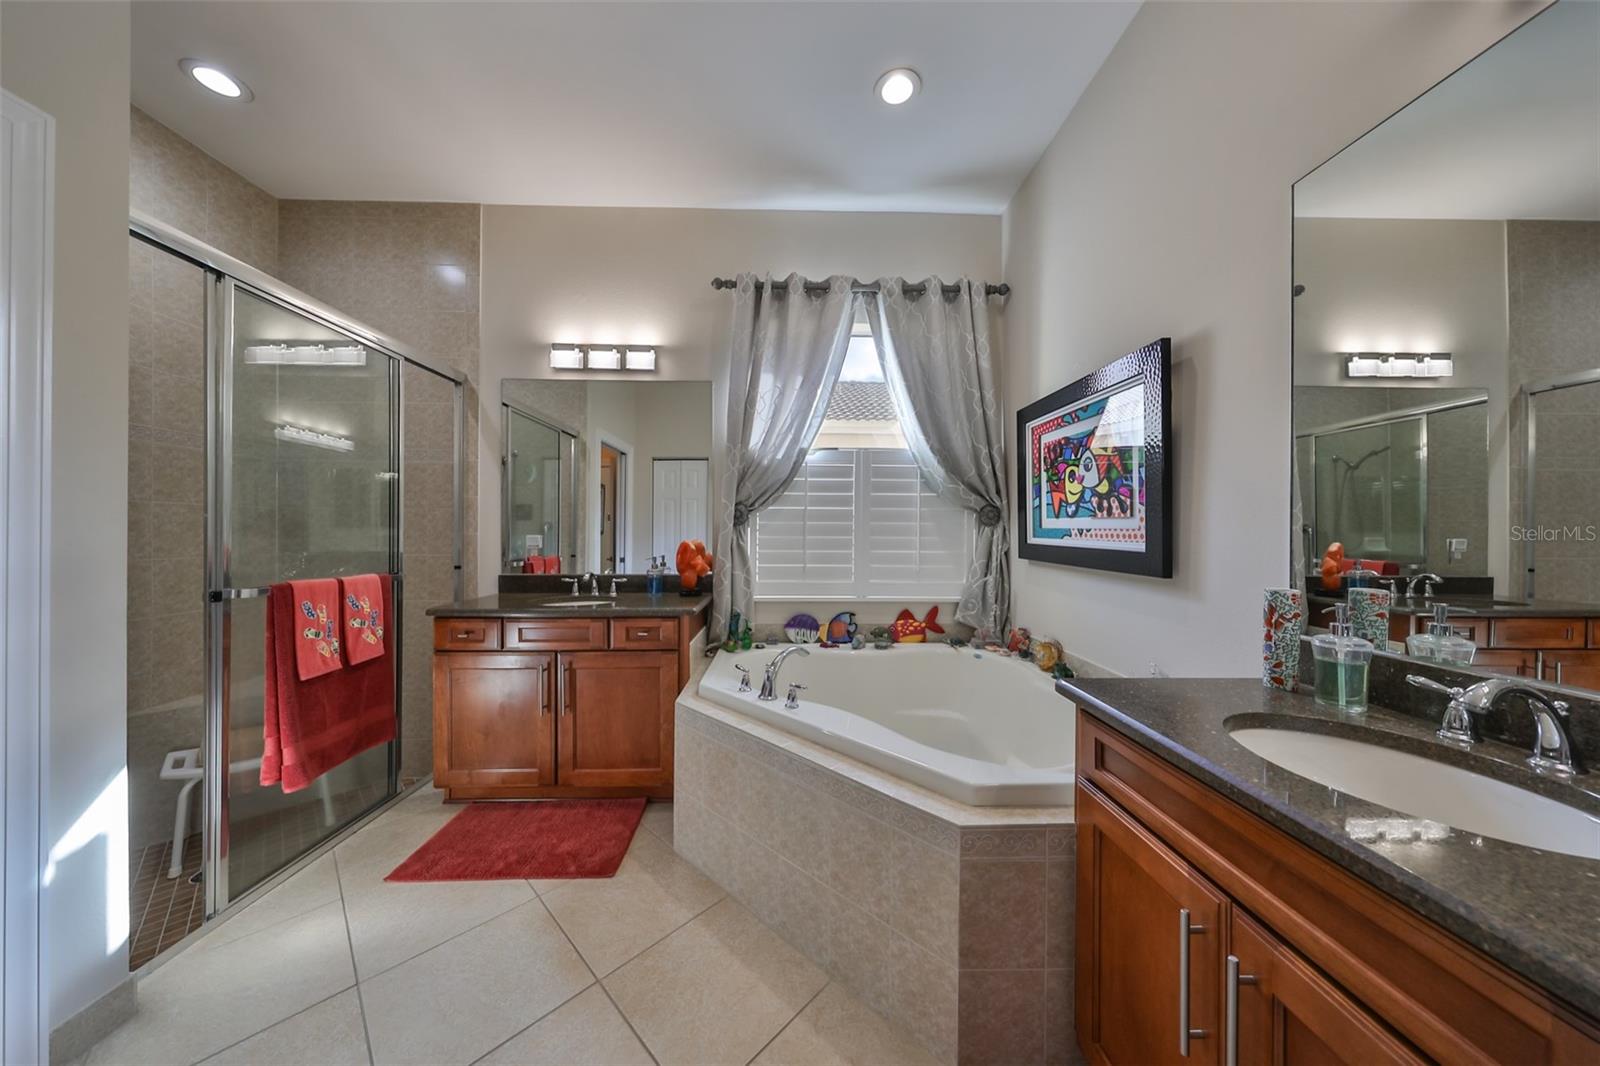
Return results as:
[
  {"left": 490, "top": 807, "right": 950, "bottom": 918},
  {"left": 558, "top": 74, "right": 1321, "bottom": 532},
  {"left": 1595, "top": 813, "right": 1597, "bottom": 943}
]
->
[
  {"left": 784, "top": 613, "right": 821, "bottom": 644},
  {"left": 889, "top": 606, "right": 945, "bottom": 644},
  {"left": 825, "top": 611, "right": 858, "bottom": 644},
  {"left": 345, "top": 593, "right": 384, "bottom": 645}
]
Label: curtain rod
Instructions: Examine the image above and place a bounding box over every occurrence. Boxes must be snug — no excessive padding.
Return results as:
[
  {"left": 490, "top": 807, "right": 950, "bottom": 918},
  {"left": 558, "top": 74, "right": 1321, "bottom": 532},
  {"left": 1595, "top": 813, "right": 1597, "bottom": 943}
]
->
[{"left": 710, "top": 277, "right": 1010, "bottom": 298}]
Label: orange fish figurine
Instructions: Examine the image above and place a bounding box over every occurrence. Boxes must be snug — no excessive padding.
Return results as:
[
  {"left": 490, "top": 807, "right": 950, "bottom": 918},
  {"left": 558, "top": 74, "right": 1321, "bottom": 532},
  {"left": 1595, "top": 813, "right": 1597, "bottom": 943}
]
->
[{"left": 889, "top": 606, "right": 945, "bottom": 643}]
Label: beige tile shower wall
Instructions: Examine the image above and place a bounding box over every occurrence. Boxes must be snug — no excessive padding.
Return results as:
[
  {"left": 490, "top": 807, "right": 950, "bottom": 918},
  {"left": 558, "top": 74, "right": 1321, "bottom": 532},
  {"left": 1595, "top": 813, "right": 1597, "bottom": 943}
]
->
[
  {"left": 277, "top": 200, "right": 481, "bottom": 778},
  {"left": 1506, "top": 221, "right": 1600, "bottom": 605},
  {"left": 127, "top": 109, "right": 279, "bottom": 847},
  {"left": 131, "top": 107, "right": 278, "bottom": 272}
]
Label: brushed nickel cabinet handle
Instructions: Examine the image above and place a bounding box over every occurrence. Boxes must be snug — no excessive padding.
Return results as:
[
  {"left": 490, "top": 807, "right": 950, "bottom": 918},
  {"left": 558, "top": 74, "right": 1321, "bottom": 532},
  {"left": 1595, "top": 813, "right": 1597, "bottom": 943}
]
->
[
  {"left": 1224, "top": 954, "right": 1257, "bottom": 1066},
  {"left": 1178, "top": 908, "right": 1207, "bottom": 1055},
  {"left": 563, "top": 663, "right": 575, "bottom": 716}
]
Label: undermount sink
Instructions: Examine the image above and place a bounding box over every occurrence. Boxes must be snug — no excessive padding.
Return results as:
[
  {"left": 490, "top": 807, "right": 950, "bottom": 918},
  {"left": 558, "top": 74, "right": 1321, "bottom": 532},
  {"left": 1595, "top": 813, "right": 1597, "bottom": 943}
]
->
[
  {"left": 543, "top": 599, "right": 613, "bottom": 607},
  {"left": 1228, "top": 726, "right": 1600, "bottom": 861}
]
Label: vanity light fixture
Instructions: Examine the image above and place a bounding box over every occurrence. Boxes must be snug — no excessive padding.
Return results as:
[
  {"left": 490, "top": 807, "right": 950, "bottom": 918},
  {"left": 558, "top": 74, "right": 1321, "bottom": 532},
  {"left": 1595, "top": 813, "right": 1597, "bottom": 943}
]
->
[
  {"left": 244, "top": 343, "right": 367, "bottom": 367},
  {"left": 180, "top": 59, "right": 253, "bottom": 101},
  {"left": 586, "top": 346, "right": 623, "bottom": 371},
  {"left": 624, "top": 347, "right": 657, "bottom": 372},
  {"left": 875, "top": 67, "right": 921, "bottom": 105},
  {"left": 275, "top": 423, "right": 354, "bottom": 453},
  {"left": 549, "top": 345, "right": 584, "bottom": 370},
  {"left": 1343, "top": 352, "right": 1453, "bottom": 379}
]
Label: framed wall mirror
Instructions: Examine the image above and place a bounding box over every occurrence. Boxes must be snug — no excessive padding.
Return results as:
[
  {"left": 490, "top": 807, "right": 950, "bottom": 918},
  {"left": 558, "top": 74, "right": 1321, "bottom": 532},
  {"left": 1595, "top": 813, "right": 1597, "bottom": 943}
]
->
[
  {"left": 1291, "top": 0, "right": 1600, "bottom": 694},
  {"left": 500, "top": 378, "right": 712, "bottom": 576}
]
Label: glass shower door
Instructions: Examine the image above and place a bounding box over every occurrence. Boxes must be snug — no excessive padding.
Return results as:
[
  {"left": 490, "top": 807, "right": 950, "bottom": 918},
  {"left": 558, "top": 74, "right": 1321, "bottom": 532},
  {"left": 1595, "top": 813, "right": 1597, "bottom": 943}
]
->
[
  {"left": 211, "top": 283, "right": 398, "bottom": 904},
  {"left": 504, "top": 407, "right": 566, "bottom": 568}
]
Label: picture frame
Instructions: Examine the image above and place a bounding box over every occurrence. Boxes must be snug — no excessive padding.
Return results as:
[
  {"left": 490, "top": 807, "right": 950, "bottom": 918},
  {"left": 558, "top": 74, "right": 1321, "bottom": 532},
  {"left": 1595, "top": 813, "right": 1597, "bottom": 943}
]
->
[{"left": 1016, "top": 337, "right": 1173, "bottom": 577}]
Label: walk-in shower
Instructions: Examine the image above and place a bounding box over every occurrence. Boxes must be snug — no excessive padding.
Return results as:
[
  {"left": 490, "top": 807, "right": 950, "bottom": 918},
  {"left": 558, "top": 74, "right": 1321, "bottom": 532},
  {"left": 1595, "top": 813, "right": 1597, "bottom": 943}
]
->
[{"left": 126, "top": 213, "right": 464, "bottom": 967}]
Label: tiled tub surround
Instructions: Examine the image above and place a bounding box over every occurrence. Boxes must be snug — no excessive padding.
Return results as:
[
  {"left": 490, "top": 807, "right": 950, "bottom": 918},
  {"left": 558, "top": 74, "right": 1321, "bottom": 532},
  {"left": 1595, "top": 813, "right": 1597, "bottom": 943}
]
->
[{"left": 674, "top": 691, "right": 1076, "bottom": 1065}]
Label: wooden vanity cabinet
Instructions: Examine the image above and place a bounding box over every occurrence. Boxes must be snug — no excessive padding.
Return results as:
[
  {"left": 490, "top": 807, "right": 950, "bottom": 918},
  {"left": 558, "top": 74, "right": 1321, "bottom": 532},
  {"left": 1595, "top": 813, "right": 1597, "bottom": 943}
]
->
[
  {"left": 431, "top": 612, "right": 700, "bottom": 800},
  {"left": 1076, "top": 712, "right": 1600, "bottom": 1065}
]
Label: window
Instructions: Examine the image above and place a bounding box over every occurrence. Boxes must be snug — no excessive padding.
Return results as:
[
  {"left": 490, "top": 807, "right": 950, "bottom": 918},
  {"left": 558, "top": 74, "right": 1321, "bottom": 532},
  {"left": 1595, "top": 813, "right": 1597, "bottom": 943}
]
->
[{"left": 752, "top": 330, "right": 974, "bottom": 600}]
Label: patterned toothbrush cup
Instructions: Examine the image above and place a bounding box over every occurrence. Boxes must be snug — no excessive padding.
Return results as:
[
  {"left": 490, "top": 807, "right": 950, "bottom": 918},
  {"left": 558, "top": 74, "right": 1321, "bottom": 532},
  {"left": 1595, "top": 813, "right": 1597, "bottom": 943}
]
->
[
  {"left": 1346, "top": 587, "right": 1393, "bottom": 650},
  {"left": 1262, "top": 588, "right": 1306, "bottom": 692}
]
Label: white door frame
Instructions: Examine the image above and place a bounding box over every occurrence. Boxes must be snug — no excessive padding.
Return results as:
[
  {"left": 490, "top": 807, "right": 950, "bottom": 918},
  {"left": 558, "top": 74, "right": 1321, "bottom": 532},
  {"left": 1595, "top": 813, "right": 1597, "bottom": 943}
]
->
[{"left": 2, "top": 88, "right": 55, "bottom": 1065}]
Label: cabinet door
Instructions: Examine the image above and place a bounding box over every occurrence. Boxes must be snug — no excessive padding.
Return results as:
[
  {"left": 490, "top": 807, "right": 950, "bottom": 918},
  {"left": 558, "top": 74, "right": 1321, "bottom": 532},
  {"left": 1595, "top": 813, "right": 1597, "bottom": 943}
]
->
[
  {"left": 556, "top": 651, "right": 675, "bottom": 788},
  {"left": 1077, "top": 782, "right": 1228, "bottom": 1066},
  {"left": 1229, "top": 911, "right": 1423, "bottom": 1066},
  {"left": 433, "top": 653, "right": 555, "bottom": 788},
  {"left": 1541, "top": 650, "right": 1600, "bottom": 690}
]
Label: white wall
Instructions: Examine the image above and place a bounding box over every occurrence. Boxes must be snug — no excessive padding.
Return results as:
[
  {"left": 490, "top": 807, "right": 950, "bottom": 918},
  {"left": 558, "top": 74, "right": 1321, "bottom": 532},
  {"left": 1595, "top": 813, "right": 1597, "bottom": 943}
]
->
[
  {"left": 1292, "top": 217, "right": 1511, "bottom": 590},
  {"left": 1001, "top": 0, "right": 1542, "bottom": 677},
  {"left": 1, "top": 0, "right": 133, "bottom": 1028},
  {"left": 478, "top": 205, "right": 1001, "bottom": 594}
]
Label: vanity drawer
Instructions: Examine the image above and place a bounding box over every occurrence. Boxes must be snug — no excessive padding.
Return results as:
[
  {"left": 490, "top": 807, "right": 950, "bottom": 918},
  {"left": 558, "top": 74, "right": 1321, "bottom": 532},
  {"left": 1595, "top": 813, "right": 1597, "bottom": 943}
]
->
[
  {"left": 503, "top": 618, "right": 608, "bottom": 651},
  {"left": 1489, "top": 617, "right": 1585, "bottom": 649},
  {"left": 434, "top": 618, "right": 501, "bottom": 651},
  {"left": 610, "top": 617, "right": 679, "bottom": 650}
]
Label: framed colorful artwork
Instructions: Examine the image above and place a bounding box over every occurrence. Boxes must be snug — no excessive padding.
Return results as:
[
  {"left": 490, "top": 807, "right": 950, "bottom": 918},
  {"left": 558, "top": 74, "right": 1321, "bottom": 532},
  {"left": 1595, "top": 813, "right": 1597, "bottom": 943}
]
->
[{"left": 1016, "top": 338, "right": 1173, "bottom": 577}]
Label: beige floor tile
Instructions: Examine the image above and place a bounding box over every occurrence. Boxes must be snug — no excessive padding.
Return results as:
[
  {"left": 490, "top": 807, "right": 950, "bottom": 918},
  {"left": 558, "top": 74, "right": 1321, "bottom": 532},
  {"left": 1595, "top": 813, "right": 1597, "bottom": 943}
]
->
[
  {"left": 85, "top": 900, "right": 356, "bottom": 1066},
  {"left": 604, "top": 897, "right": 827, "bottom": 1066},
  {"left": 199, "top": 988, "right": 369, "bottom": 1065},
  {"left": 478, "top": 985, "right": 653, "bottom": 1066},
  {"left": 198, "top": 854, "right": 342, "bottom": 949},
  {"left": 361, "top": 899, "right": 592, "bottom": 1065},
  {"left": 752, "top": 983, "right": 941, "bottom": 1066},
  {"left": 542, "top": 830, "right": 724, "bottom": 975},
  {"left": 641, "top": 801, "right": 675, "bottom": 844},
  {"left": 335, "top": 809, "right": 535, "bottom": 979}
]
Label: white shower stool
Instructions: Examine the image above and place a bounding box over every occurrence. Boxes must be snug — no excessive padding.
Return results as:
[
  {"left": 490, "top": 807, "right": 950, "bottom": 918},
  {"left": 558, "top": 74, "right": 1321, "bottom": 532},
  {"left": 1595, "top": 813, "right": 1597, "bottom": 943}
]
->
[{"left": 159, "top": 747, "right": 336, "bottom": 879}]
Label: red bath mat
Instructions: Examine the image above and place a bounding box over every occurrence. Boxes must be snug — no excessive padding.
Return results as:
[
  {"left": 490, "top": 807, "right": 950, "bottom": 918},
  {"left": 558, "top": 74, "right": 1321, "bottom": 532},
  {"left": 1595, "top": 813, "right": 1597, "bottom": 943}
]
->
[{"left": 385, "top": 799, "right": 647, "bottom": 881}]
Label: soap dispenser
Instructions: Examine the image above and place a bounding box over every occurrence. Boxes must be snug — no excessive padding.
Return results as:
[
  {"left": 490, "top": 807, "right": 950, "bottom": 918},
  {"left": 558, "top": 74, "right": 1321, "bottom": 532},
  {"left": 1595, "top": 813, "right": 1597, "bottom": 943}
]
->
[
  {"left": 1312, "top": 604, "right": 1374, "bottom": 713},
  {"left": 1404, "top": 603, "right": 1476, "bottom": 666}
]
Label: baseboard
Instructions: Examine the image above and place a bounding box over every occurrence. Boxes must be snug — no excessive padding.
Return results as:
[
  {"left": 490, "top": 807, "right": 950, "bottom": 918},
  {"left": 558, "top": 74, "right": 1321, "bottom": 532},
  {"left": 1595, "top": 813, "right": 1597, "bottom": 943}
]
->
[{"left": 50, "top": 978, "right": 137, "bottom": 1065}]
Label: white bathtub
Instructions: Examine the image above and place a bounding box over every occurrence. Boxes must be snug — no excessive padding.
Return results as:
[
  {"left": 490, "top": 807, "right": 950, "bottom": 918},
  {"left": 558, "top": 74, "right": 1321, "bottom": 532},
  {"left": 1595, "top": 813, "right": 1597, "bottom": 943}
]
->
[{"left": 697, "top": 644, "right": 1076, "bottom": 806}]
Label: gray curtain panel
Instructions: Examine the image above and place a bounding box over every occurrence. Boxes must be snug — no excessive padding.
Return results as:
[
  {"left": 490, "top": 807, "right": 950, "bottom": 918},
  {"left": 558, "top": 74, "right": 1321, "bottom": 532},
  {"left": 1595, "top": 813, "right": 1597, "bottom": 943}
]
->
[
  {"left": 711, "top": 274, "right": 858, "bottom": 640},
  {"left": 865, "top": 277, "right": 1011, "bottom": 634}
]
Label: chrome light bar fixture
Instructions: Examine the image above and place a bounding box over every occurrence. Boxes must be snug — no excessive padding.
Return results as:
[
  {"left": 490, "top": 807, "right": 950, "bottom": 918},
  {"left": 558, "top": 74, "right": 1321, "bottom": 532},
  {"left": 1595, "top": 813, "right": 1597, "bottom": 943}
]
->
[
  {"left": 244, "top": 342, "right": 367, "bottom": 366},
  {"left": 275, "top": 423, "right": 355, "bottom": 452},
  {"left": 1344, "top": 352, "right": 1454, "bottom": 379},
  {"left": 548, "top": 344, "right": 657, "bottom": 372}
]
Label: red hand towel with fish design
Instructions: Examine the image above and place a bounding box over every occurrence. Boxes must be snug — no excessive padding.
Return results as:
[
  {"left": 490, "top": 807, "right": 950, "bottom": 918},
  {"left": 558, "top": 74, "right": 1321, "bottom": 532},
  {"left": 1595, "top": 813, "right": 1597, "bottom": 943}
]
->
[
  {"left": 340, "top": 574, "right": 386, "bottom": 666},
  {"left": 262, "top": 576, "right": 395, "bottom": 792},
  {"left": 289, "top": 578, "right": 343, "bottom": 680}
]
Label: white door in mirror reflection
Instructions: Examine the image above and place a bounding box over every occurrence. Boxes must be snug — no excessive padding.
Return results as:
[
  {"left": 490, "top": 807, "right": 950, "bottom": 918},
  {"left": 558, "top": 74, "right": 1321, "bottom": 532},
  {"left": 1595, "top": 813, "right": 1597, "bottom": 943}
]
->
[{"left": 654, "top": 459, "right": 709, "bottom": 570}]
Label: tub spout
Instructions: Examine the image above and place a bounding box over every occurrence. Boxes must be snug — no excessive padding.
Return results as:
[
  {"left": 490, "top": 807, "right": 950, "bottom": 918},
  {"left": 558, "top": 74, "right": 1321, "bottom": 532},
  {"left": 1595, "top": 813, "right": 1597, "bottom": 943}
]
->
[{"left": 758, "top": 646, "right": 810, "bottom": 701}]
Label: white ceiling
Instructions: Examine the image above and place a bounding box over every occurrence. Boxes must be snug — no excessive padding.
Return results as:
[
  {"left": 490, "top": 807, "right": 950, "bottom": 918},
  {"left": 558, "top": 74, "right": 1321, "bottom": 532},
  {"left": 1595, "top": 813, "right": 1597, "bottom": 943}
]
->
[
  {"left": 131, "top": 1, "right": 1139, "bottom": 214},
  {"left": 1295, "top": 1, "right": 1600, "bottom": 221}
]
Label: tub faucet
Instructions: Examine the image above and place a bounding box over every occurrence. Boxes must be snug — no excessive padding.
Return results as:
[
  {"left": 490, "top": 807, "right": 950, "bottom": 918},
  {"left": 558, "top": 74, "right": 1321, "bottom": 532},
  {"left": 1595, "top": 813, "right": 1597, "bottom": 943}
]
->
[
  {"left": 759, "top": 646, "right": 810, "bottom": 701},
  {"left": 1406, "top": 674, "right": 1577, "bottom": 776}
]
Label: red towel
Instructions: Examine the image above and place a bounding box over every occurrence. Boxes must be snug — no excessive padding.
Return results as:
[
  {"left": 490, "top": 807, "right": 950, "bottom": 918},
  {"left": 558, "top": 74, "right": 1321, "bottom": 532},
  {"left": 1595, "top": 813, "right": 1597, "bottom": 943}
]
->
[
  {"left": 262, "top": 577, "right": 396, "bottom": 793},
  {"left": 542, "top": 555, "right": 560, "bottom": 574},
  {"left": 289, "top": 578, "right": 343, "bottom": 681},
  {"left": 340, "top": 574, "right": 386, "bottom": 666}
]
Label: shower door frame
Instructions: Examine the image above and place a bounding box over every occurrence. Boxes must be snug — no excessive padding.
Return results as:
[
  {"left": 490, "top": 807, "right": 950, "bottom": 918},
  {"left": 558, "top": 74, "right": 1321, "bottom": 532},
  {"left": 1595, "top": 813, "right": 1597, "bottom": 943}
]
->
[
  {"left": 130, "top": 211, "right": 467, "bottom": 916},
  {"left": 1521, "top": 368, "right": 1600, "bottom": 600}
]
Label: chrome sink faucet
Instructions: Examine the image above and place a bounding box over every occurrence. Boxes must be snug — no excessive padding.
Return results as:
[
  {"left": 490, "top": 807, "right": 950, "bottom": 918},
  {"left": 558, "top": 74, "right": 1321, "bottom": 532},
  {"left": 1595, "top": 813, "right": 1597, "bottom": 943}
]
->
[
  {"left": 1406, "top": 572, "right": 1444, "bottom": 599},
  {"left": 758, "top": 646, "right": 810, "bottom": 701},
  {"left": 1407, "top": 674, "right": 1578, "bottom": 777}
]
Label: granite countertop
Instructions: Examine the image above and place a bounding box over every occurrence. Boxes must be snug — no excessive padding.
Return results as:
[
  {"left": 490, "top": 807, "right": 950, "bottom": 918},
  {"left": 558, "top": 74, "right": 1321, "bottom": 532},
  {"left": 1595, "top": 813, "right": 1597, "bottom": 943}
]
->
[
  {"left": 1308, "top": 591, "right": 1600, "bottom": 619},
  {"left": 1058, "top": 676, "right": 1600, "bottom": 1022},
  {"left": 426, "top": 592, "right": 712, "bottom": 618}
]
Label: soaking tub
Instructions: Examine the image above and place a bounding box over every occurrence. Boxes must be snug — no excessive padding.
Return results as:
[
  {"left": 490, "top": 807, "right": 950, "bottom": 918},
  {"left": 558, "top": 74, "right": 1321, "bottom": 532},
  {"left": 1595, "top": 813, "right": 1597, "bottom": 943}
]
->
[{"left": 697, "top": 643, "right": 1075, "bottom": 806}]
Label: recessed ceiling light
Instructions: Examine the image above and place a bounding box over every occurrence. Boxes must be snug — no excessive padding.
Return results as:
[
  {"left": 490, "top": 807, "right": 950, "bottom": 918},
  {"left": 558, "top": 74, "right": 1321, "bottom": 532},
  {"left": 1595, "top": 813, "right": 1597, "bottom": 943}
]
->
[
  {"left": 875, "top": 67, "right": 920, "bottom": 106},
  {"left": 180, "top": 59, "right": 252, "bottom": 101}
]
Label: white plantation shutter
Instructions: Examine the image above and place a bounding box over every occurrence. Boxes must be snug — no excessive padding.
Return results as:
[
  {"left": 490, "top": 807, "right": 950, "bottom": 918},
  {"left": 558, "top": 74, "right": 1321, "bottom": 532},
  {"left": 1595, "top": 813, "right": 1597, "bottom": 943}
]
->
[{"left": 754, "top": 448, "right": 971, "bottom": 599}]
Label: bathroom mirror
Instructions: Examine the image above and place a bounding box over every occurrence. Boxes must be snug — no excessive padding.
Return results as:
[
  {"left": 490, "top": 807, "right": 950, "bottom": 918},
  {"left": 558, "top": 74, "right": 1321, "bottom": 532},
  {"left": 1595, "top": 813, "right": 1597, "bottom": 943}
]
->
[
  {"left": 1291, "top": 0, "right": 1600, "bottom": 693},
  {"left": 500, "top": 378, "right": 713, "bottom": 576}
]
